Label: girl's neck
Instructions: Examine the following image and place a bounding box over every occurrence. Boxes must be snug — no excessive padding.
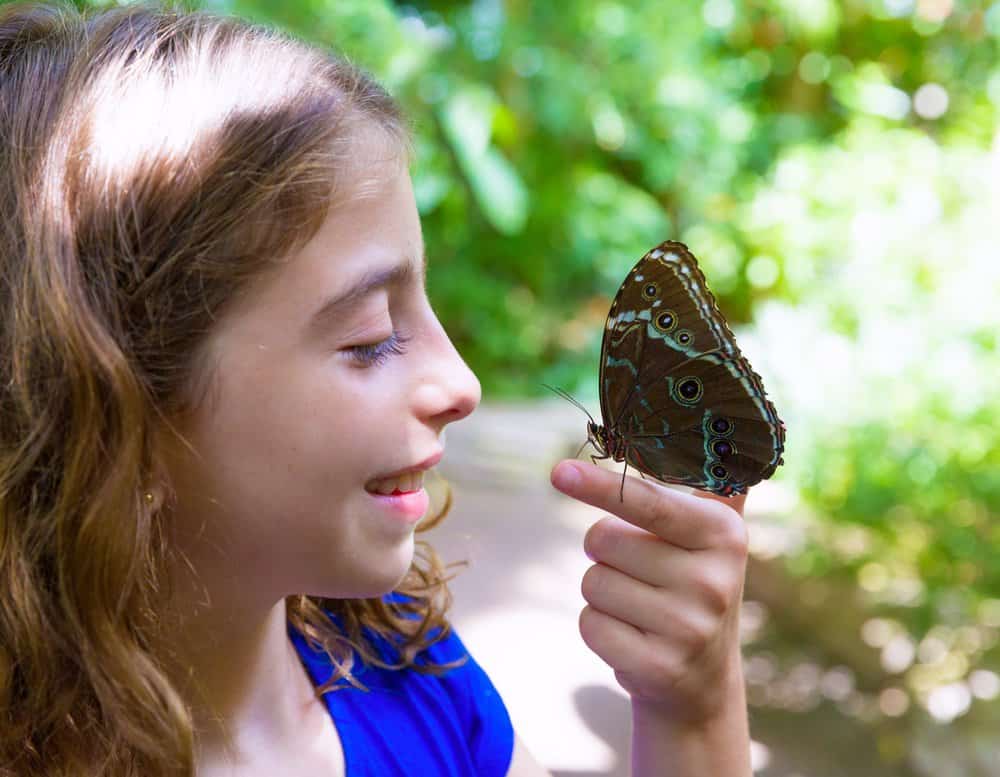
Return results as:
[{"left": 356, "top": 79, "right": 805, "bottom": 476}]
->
[{"left": 156, "top": 592, "right": 322, "bottom": 767}]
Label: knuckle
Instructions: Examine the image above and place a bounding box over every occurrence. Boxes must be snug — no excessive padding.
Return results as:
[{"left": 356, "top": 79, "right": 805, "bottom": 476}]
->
[
  {"left": 646, "top": 505, "right": 676, "bottom": 539},
  {"left": 580, "top": 565, "right": 601, "bottom": 602},
  {"left": 637, "top": 482, "right": 675, "bottom": 531},
  {"left": 650, "top": 646, "right": 682, "bottom": 683},
  {"left": 678, "top": 616, "right": 713, "bottom": 655},
  {"left": 578, "top": 604, "right": 603, "bottom": 646},
  {"left": 581, "top": 563, "right": 612, "bottom": 603},
  {"left": 691, "top": 570, "right": 735, "bottom": 615},
  {"left": 692, "top": 622, "right": 715, "bottom": 654},
  {"left": 613, "top": 669, "right": 642, "bottom": 697},
  {"left": 719, "top": 514, "right": 749, "bottom": 556},
  {"left": 639, "top": 478, "right": 668, "bottom": 516},
  {"left": 584, "top": 516, "right": 618, "bottom": 561}
]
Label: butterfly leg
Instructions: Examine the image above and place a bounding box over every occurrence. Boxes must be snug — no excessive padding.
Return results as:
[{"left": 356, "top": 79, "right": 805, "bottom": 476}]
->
[
  {"left": 618, "top": 459, "right": 630, "bottom": 502},
  {"left": 586, "top": 446, "right": 610, "bottom": 467}
]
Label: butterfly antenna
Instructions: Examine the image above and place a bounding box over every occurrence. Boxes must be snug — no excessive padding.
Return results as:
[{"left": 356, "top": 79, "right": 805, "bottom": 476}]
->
[{"left": 540, "top": 383, "right": 596, "bottom": 424}]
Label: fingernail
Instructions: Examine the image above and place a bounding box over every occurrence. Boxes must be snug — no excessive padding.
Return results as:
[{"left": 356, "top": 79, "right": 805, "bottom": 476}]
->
[{"left": 552, "top": 461, "right": 581, "bottom": 492}]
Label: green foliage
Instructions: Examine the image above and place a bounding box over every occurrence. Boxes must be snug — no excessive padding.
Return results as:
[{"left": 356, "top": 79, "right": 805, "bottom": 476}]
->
[{"left": 740, "top": 119, "right": 1000, "bottom": 714}]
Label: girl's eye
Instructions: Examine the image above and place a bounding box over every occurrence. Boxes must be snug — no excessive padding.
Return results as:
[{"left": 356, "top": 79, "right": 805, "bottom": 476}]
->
[{"left": 344, "top": 330, "right": 411, "bottom": 367}]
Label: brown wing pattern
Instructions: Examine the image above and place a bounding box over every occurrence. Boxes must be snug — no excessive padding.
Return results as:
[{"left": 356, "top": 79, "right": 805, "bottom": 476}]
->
[{"left": 598, "top": 241, "right": 785, "bottom": 496}]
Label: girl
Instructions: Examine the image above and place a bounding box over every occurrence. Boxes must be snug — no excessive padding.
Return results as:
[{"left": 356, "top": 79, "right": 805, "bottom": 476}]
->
[{"left": 0, "top": 2, "right": 752, "bottom": 775}]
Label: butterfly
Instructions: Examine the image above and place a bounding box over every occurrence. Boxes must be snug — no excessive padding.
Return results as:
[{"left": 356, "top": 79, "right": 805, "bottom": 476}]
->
[{"left": 552, "top": 240, "right": 785, "bottom": 499}]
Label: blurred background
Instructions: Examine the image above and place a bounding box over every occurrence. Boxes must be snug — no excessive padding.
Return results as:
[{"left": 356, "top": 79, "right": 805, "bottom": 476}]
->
[{"left": 72, "top": 0, "right": 1000, "bottom": 774}]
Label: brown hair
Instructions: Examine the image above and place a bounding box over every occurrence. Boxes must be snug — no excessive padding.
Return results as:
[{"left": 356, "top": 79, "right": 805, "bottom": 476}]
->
[{"left": 0, "top": 2, "right": 461, "bottom": 774}]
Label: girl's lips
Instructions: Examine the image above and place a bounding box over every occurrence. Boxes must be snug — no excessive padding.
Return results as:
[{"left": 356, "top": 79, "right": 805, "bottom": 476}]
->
[
  {"left": 368, "top": 449, "right": 443, "bottom": 483},
  {"left": 367, "top": 487, "right": 429, "bottom": 523}
]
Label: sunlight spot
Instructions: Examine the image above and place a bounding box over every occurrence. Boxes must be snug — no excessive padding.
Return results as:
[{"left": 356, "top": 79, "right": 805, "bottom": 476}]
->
[
  {"left": 884, "top": 0, "right": 915, "bottom": 16},
  {"left": 879, "top": 687, "right": 910, "bottom": 716},
  {"left": 861, "top": 617, "right": 899, "bottom": 648},
  {"left": 799, "top": 51, "right": 831, "bottom": 84},
  {"left": 820, "top": 666, "right": 855, "bottom": 701},
  {"left": 881, "top": 634, "right": 916, "bottom": 674},
  {"left": 925, "top": 682, "right": 971, "bottom": 722},
  {"left": 858, "top": 562, "right": 889, "bottom": 592},
  {"left": 592, "top": 103, "right": 627, "bottom": 151},
  {"left": 750, "top": 740, "right": 772, "bottom": 772},
  {"left": 878, "top": 688, "right": 910, "bottom": 718},
  {"left": 858, "top": 82, "right": 910, "bottom": 120},
  {"left": 969, "top": 670, "right": 1000, "bottom": 700},
  {"left": 916, "top": 0, "right": 953, "bottom": 23},
  {"left": 917, "top": 634, "right": 949, "bottom": 665},
  {"left": 747, "top": 255, "right": 780, "bottom": 289},
  {"left": 703, "top": 0, "right": 736, "bottom": 29},
  {"left": 913, "top": 83, "right": 949, "bottom": 119}
]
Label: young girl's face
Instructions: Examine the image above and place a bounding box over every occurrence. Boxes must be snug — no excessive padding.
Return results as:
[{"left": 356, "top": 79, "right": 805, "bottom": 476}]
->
[{"left": 158, "top": 153, "right": 481, "bottom": 603}]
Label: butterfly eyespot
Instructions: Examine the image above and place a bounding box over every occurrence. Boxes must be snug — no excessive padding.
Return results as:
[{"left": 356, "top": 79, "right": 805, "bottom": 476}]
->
[
  {"left": 653, "top": 310, "right": 677, "bottom": 332},
  {"left": 676, "top": 329, "right": 693, "bottom": 346},
  {"left": 710, "top": 417, "right": 733, "bottom": 435},
  {"left": 642, "top": 283, "right": 659, "bottom": 300},
  {"left": 673, "top": 377, "right": 703, "bottom": 404},
  {"left": 711, "top": 464, "right": 728, "bottom": 480},
  {"left": 712, "top": 439, "right": 735, "bottom": 458}
]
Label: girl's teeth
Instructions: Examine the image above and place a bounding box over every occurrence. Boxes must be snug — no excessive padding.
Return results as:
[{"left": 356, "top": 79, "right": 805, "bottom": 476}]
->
[{"left": 369, "top": 471, "right": 424, "bottom": 495}]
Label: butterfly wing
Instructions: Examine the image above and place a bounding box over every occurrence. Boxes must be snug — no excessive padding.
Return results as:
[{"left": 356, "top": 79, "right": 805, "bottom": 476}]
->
[
  {"left": 599, "top": 241, "right": 785, "bottom": 496},
  {"left": 625, "top": 351, "right": 785, "bottom": 495},
  {"left": 600, "top": 241, "right": 738, "bottom": 424}
]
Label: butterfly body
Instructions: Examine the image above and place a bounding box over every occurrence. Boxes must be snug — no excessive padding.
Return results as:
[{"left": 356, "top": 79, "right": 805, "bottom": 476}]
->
[{"left": 591, "top": 240, "right": 785, "bottom": 498}]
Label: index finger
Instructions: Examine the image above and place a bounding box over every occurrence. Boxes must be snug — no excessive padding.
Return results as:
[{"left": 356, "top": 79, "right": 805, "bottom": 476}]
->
[{"left": 550, "top": 459, "right": 745, "bottom": 550}]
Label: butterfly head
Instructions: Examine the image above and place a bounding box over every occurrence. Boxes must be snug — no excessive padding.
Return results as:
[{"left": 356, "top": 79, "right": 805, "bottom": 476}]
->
[{"left": 587, "top": 420, "right": 629, "bottom": 463}]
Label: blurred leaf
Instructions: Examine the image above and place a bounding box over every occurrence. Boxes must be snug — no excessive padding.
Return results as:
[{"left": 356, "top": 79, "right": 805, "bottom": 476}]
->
[{"left": 438, "top": 85, "right": 528, "bottom": 234}]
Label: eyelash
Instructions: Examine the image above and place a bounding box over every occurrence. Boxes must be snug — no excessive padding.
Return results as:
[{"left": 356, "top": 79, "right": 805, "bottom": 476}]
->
[{"left": 344, "top": 330, "right": 412, "bottom": 367}]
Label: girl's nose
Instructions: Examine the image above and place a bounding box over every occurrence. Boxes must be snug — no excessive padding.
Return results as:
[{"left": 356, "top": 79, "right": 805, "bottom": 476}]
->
[{"left": 416, "top": 316, "right": 481, "bottom": 429}]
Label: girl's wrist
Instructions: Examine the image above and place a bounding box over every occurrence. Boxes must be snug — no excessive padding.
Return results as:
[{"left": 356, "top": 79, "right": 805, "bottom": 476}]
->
[
  {"left": 633, "top": 639, "right": 747, "bottom": 725},
  {"left": 629, "top": 650, "right": 751, "bottom": 777}
]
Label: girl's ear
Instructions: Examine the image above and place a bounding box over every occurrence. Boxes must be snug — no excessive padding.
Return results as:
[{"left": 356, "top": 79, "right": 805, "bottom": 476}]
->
[
  {"left": 145, "top": 417, "right": 186, "bottom": 515},
  {"left": 143, "top": 489, "right": 162, "bottom": 512}
]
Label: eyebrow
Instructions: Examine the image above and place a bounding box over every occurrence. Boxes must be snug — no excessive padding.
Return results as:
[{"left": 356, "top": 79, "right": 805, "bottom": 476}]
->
[{"left": 306, "top": 249, "right": 427, "bottom": 336}]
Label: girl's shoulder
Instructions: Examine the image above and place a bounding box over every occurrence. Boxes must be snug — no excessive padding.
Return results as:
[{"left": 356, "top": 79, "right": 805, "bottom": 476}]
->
[
  {"left": 287, "top": 595, "right": 515, "bottom": 777},
  {"left": 288, "top": 592, "right": 484, "bottom": 692}
]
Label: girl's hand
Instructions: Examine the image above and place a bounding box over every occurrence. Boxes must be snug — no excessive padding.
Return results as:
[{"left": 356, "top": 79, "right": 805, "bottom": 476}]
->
[{"left": 551, "top": 459, "right": 749, "bottom": 725}]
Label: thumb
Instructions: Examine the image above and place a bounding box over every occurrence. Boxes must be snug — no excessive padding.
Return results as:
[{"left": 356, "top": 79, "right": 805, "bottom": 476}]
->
[{"left": 692, "top": 487, "right": 747, "bottom": 519}]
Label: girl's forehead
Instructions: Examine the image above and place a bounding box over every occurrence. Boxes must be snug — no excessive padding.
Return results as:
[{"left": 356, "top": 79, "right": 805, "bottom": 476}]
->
[
  {"left": 309, "top": 161, "right": 418, "bottom": 262},
  {"left": 219, "top": 161, "right": 419, "bottom": 327}
]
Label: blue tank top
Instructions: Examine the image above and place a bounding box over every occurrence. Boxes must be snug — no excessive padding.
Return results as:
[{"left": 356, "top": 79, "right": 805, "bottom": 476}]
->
[{"left": 288, "top": 611, "right": 514, "bottom": 777}]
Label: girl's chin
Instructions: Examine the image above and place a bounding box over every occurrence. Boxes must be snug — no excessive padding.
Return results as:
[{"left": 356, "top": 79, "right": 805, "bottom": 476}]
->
[{"left": 341, "top": 534, "right": 416, "bottom": 599}]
